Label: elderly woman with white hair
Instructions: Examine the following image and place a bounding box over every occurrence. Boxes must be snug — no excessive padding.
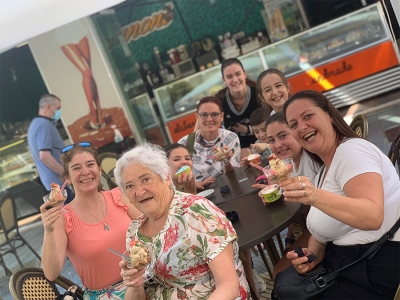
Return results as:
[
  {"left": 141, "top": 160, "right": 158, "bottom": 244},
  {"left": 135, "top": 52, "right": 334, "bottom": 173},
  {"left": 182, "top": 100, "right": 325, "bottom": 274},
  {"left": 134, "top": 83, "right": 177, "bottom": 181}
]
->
[{"left": 114, "top": 143, "right": 250, "bottom": 300}]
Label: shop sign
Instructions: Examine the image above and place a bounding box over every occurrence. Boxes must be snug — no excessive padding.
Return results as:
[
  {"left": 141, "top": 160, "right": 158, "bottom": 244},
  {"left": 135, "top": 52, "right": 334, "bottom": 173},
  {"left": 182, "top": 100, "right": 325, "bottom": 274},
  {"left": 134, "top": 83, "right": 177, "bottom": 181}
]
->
[
  {"left": 288, "top": 41, "right": 399, "bottom": 93},
  {"left": 122, "top": 2, "right": 175, "bottom": 43},
  {"left": 167, "top": 113, "right": 197, "bottom": 142}
]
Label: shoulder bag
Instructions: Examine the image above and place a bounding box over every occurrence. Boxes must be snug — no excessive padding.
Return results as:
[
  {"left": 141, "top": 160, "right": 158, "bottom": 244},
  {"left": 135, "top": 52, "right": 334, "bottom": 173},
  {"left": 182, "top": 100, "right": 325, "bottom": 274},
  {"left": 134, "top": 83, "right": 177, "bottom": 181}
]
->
[{"left": 273, "top": 217, "right": 400, "bottom": 299}]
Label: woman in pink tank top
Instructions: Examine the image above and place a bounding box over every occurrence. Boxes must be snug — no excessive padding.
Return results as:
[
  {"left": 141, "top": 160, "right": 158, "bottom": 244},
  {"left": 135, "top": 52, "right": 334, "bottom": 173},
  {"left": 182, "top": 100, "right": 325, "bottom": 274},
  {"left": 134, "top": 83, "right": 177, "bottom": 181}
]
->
[{"left": 40, "top": 142, "right": 141, "bottom": 299}]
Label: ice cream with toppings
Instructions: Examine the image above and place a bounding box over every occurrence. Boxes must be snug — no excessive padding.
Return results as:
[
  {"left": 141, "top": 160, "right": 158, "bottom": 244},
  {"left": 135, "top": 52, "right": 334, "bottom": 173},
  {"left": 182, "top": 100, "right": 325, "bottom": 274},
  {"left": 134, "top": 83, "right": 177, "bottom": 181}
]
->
[
  {"left": 175, "top": 166, "right": 191, "bottom": 178},
  {"left": 48, "top": 183, "right": 66, "bottom": 206},
  {"left": 127, "top": 241, "right": 151, "bottom": 269},
  {"left": 266, "top": 154, "right": 293, "bottom": 181},
  {"left": 212, "top": 147, "right": 227, "bottom": 161}
]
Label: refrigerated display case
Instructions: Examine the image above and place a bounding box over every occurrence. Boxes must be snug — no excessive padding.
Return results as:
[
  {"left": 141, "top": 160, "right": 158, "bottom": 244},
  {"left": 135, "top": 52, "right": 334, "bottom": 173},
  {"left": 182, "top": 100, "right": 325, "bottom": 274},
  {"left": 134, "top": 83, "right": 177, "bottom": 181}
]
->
[
  {"left": 153, "top": 52, "right": 265, "bottom": 142},
  {"left": 261, "top": 3, "right": 392, "bottom": 76},
  {"left": 153, "top": 3, "right": 399, "bottom": 143},
  {"left": 0, "top": 138, "right": 37, "bottom": 191}
]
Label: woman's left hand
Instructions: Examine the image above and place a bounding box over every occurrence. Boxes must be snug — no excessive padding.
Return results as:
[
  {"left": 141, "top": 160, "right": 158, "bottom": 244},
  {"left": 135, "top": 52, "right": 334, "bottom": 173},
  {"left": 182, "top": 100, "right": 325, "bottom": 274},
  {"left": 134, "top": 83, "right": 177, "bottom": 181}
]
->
[
  {"left": 221, "top": 145, "right": 233, "bottom": 160},
  {"left": 178, "top": 171, "right": 196, "bottom": 194},
  {"left": 230, "top": 122, "right": 248, "bottom": 134},
  {"left": 280, "top": 176, "right": 317, "bottom": 205},
  {"left": 286, "top": 247, "right": 318, "bottom": 274}
]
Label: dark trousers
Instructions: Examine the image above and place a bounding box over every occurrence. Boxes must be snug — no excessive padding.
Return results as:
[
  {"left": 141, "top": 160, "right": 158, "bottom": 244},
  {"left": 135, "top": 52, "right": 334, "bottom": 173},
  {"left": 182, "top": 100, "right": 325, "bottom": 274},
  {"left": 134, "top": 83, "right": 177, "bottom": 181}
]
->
[{"left": 318, "top": 241, "right": 400, "bottom": 299}]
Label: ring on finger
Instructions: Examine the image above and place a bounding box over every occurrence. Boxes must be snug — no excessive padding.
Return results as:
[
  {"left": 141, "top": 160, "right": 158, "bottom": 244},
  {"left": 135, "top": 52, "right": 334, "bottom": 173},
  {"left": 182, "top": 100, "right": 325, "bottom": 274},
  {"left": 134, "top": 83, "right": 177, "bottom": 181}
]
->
[
  {"left": 301, "top": 182, "right": 305, "bottom": 190},
  {"left": 298, "top": 176, "right": 301, "bottom": 182},
  {"left": 303, "top": 191, "right": 306, "bottom": 197}
]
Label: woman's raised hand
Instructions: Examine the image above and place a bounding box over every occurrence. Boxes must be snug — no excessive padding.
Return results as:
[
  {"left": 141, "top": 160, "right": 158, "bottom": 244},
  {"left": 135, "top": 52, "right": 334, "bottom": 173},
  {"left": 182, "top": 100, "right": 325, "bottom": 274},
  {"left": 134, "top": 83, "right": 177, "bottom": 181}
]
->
[
  {"left": 178, "top": 171, "right": 196, "bottom": 194},
  {"left": 280, "top": 175, "right": 317, "bottom": 205},
  {"left": 119, "top": 259, "right": 146, "bottom": 289},
  {"left": 40, "top": 202, "right": 63, "bottom": 232},
  {"left": 250, "top": 143, "right": 269, "bottom": 154}
]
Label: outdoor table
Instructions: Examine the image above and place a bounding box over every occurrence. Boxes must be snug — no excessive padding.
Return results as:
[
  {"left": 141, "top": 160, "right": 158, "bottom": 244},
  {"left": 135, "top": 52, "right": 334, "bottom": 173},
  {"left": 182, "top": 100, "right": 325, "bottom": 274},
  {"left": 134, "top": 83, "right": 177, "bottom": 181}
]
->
[
  {"left": 206, "top": 165, "right": 264, "bottom": 205},
  {"left": 217, "top": 193, "right": 304, "bottom": 266}
]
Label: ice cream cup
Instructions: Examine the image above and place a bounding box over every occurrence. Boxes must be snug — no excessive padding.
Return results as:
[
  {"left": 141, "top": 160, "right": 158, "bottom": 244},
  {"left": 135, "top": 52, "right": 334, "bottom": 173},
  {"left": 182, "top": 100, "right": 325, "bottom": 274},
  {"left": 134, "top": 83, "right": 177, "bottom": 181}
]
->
[
  {"left": 260, "top": 184, "right": 282, "bottom": 203},
  {"left": 175, "top": 166, "right": 191, "bottom": 178},
  {"left": 43, "top": 189, "right": 67, "bottom": 209},
  {"left": 263, "top": 158, "right": 294, "bottom": 182},
  {"left": 247, "top": 153, "right": 261, "bottom": 165}
]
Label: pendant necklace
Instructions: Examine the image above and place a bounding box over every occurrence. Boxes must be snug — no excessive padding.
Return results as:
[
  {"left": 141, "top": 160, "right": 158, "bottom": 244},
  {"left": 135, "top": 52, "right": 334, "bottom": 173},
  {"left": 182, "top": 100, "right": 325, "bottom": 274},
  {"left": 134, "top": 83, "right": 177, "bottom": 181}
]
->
[{"left": 82, "top": 194, "right": 110, "bottom": 231}]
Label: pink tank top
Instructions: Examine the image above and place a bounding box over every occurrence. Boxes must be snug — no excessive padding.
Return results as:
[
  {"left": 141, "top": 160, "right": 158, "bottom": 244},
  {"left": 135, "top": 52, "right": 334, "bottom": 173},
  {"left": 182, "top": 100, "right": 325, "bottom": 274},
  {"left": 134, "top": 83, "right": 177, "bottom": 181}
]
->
[{"left": 64, "top": 189, "right": 131, "bottom": 290}]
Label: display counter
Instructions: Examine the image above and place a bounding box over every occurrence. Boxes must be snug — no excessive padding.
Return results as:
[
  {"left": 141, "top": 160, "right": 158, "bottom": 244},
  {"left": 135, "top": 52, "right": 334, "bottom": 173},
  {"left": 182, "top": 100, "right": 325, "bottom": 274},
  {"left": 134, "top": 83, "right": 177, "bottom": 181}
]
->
[
  {"left": 0, "top": 138, "right": 37, "bottom": 191},
  {"left": 154, "top": 3, "right": 399, "bottom": 143}
]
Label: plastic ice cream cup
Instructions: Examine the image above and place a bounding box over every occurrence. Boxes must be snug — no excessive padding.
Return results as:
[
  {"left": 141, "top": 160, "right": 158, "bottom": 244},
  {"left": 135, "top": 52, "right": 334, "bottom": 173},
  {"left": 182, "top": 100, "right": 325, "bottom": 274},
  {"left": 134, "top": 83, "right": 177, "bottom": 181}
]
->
[
  {"left": 247, "top": 153, "right": 261, "bottom": 165},
  {"left": 43, "top": 189, "right": 67, "bottom": 209},
  {"left": 260, "top": 184, "right": 282, "bottom": 203},
  {"left": 175, "top": 166, "right": 191, "bottom": 177}
]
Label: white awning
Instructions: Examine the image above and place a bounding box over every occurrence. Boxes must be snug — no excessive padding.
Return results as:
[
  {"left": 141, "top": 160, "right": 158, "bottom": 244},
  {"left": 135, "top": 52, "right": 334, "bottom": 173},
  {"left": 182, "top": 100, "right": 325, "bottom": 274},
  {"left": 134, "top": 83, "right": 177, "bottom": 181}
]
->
[{"left": 0, "top": 0, "right": 125, "bottom": 53}]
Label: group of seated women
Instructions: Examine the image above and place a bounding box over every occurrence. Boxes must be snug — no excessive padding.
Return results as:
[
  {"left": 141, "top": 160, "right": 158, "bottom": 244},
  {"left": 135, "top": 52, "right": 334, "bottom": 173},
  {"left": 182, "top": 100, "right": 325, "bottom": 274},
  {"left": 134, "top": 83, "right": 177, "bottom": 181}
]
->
[{"left": 40, "top": 58, "right": 400, "bottom": 300}]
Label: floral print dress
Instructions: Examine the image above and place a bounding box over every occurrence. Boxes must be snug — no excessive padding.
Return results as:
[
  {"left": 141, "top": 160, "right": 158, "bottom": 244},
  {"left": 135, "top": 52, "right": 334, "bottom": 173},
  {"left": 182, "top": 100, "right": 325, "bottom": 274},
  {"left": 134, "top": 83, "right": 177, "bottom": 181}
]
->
[{"left": 126, "top": 191, "right": 250, "bottom": 299}]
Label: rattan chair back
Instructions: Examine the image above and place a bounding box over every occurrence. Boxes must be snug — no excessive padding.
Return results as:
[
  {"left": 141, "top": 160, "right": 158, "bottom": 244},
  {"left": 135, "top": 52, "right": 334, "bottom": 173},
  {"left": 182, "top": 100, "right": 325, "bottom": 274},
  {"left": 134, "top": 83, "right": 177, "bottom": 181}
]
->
[
  {"left": 349, "top": 114, "right": 369, "bottom": 139},
  {"left": 9, "top": 267, "right": 84, "bottom": 299},
  {"left": 0, "top": 192, "right": 40, "bottom": 274}
]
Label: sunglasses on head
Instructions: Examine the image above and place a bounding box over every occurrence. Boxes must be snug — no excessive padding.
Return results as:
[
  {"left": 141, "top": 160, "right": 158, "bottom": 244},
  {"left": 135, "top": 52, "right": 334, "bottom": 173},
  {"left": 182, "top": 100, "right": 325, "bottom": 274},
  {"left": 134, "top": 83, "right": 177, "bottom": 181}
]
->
[{"left": 61, "top": 142, "right": 93, "bottom": 154}]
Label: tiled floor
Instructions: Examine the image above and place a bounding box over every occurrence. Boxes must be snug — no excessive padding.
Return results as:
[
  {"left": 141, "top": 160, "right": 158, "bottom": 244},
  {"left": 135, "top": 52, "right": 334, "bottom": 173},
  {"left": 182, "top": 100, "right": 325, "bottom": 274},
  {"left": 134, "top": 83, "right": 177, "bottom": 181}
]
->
[{"left": 2, "top": 91, "right": 399, "bottom": 299}]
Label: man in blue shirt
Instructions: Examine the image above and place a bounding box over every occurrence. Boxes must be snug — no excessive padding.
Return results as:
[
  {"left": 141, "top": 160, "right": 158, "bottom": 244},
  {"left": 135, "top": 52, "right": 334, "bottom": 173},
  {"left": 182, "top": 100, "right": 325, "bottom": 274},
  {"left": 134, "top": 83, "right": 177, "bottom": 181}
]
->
[{"left": 27, "top": 94, "right": 73, "bottom": 203}]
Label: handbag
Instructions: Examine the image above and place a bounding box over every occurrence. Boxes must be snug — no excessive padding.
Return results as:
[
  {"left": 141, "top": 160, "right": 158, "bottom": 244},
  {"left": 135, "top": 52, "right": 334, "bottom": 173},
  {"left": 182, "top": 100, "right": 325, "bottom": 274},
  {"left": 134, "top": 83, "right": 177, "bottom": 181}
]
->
[{"left": 273, "top": 216, "right": 400, "bottom": 300}]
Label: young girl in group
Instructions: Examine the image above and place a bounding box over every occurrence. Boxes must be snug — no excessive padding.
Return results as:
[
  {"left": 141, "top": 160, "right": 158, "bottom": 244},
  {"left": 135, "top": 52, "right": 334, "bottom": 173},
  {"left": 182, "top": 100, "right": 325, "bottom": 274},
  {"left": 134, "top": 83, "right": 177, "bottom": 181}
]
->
[
  {"left": 163, "top": 143, "right": 196, "bottom": 194},
  {"left": 215, "top": 58, "right": 262, "bottom": 148},
  {"left": 256, "top": 68, "right": 290, "bottom": 115},
  {"left": 248, "top": 68, "right": 291, "bottom": 156},
  {"left": 252, "top": 112, "right": 322, "bottom": 276}
]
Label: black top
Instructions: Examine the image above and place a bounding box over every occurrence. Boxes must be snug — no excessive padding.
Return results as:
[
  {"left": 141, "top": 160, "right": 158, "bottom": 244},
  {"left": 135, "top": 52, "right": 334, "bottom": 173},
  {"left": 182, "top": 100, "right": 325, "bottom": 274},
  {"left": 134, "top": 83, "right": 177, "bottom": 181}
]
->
[{"left": 221, "top": 85, "right": 259, "bottom": 148}]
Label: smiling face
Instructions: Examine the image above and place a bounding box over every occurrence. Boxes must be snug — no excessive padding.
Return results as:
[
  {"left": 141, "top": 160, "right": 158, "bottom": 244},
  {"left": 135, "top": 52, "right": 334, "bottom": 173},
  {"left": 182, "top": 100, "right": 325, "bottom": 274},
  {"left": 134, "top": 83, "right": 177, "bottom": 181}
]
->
[
  {"left": 259, "top": 73, "right": 290, "bottom": 112},
  {"left": 168, "top": 147, "right": 193, "bottom": 183},
  {"left": 66, "top": 152, "right": 101, "bottom": 192},
  {"left": 285, "top": 98, "right": 335, "bottom": 158},
  {"left": 266, "top": 121, "right": 302, "bottom": 164},
  {"left": 252, "top": 121, "right": 268, "bottom": 142},
  {"left": 222, "top": 63, "right": 247, "bottom": 95},
  {"left": 122, "top": 164, "right": 172, "bottom": 219},
  {"left": 197, "top": 102, "right": 224, "bottom": 136}
]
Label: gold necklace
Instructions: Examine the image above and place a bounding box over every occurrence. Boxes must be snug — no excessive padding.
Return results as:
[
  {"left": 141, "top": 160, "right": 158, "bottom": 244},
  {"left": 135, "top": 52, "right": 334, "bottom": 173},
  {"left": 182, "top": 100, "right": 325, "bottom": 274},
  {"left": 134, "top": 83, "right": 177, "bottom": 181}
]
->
[{"left": 81, "top": 194, "right": 110, "bottom": 231}]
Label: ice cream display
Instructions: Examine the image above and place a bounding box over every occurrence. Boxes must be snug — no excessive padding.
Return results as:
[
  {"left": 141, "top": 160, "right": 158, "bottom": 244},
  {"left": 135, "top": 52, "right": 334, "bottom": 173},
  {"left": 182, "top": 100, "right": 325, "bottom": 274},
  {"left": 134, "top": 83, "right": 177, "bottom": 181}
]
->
[
  {"left": 212, "top": 147, "right": 227, "bottom": 161},
  {"left": 43, "top": 183, "right": 67, "bottom": 207},
  {"left": 260, "top": 184, "right": 281, "bottom": 203},
  {"left": 175, "top": 166, "right": 191, "bottom": 178},
  {"left": 126, "top": 242, "right": 151, "bottom": 269},
  {"left": 265, "top": 154, "right": 293, "bottom": 181}
]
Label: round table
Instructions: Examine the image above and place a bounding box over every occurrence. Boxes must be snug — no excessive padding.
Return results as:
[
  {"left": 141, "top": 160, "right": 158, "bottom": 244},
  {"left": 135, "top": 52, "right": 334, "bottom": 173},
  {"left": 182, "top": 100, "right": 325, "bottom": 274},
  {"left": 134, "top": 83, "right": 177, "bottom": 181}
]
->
[
  {"left": 217, "top": 194, "right": 304, "bottom": 253},
  {"left": 206, "top": 165, "right": 264, "bottom": 205}
]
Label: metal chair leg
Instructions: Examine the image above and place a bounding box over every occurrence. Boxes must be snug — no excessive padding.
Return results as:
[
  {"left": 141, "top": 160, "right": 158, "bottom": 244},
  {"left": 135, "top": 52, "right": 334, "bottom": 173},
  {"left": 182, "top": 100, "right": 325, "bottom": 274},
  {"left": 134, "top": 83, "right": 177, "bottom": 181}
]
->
[{"left": 256, "top": 244, "right": 273, "bottom": 279}]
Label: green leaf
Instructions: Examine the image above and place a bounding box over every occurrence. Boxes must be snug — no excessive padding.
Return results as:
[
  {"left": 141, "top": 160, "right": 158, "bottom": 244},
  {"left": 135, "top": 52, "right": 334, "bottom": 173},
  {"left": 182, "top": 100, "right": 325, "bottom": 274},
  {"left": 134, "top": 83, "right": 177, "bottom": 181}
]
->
[{"left": 176, "top": 215, "right": 186, "bottom": 228}]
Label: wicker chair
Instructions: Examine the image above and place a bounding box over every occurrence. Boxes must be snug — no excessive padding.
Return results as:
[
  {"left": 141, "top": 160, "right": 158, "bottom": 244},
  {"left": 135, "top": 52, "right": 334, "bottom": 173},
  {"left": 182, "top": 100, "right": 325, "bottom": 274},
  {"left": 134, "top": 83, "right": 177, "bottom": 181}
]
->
[
  {"left": 9, "top": 267, "right": 84, "bottom": 299},
  {"left": 98, "top": 152, "right": 118, "bottom": 189},
  {"left": 388, "top": 133, "right": 400, "bottom": 176},
  {"left": 0, "top": 191, "right": 40, "bottom": 276},
  {"left": 349, "top": 114, "right": 369, "bottom": 139}
]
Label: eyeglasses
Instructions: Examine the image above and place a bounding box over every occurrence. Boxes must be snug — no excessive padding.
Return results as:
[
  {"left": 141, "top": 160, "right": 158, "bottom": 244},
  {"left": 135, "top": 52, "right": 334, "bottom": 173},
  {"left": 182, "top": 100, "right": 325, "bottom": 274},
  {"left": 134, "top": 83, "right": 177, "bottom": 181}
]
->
[
  {"left": 61, "top": 142, "right": 93, "bottom": 154},
  {"left": 198, "top": 112, "right": 221, "bottom": 120}
]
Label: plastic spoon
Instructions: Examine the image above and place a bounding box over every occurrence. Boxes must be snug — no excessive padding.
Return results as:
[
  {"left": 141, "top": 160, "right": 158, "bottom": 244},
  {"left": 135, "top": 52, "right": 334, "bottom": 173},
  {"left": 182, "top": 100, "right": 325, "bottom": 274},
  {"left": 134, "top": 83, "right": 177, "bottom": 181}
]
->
[{"left": 108, "top": 248, "right": 130, "bottom": 260}]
